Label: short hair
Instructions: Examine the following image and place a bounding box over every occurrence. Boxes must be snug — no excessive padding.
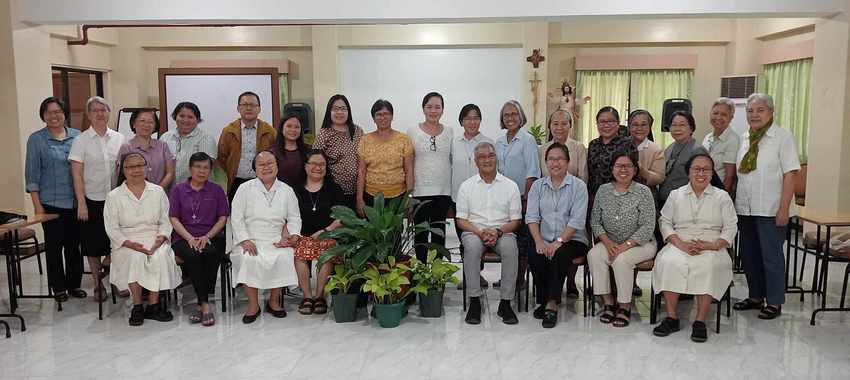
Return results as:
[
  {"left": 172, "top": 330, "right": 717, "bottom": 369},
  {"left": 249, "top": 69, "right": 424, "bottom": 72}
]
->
[
  {"left": 545, "top": 142, "right": 571, "bottom": 162},
  {"left": 499, "top": 100, "right": 527, "bottom": 129},
  {"left": 627, "top": 109, "right": 654, "bottom": 126},
  {"left": 422, "top": 92, "right": 444, "bottom": 108},
  {"left": 473, "top": 141, "right": 496, "bottom": 155},
  {"left": 608, "top": 150, "right": 640, "bottom": 177},
  {"left": 85, "top": 96, "right": 111, "bottom": 113},
  {"left": 38, "top": 97, "right": 67, "bottom": 122},
  {"left": 171, "top": 101, "right": 202, "bottom": 122},
  {"left": 596, "top": 106, "right": 620, "bottom": 123},
  {"left": 747, "top": 93, "right": 774, "bottom": 111},
  {"left": 238, "top": 91, "right": 261, "bottom": 107},
  {"left": 711, "top": 97, "right": 736, "bottom": 117},
  {"left": 546, "top": 109, "right": 573, "bottom": 141},
  {"left": 188, "top": 152, "right": 214, "bottom": 168},
  {"left": 685, "top": 152, "right": 725, "bottom": 189},
  {"left": 458, "top": 103, "right": 482, "bottom": 125},
  {"left": 670, "top": 110, "right": 696, "bottom": 132},
  {"left": 370, "top": 99, "right": 394, "bottom": 117},
  {"left": 251, "top": 150, "right": 277, "bottom": 172},
  {"left": 129, "top": 109, "right": 159, "bottom": 134}
]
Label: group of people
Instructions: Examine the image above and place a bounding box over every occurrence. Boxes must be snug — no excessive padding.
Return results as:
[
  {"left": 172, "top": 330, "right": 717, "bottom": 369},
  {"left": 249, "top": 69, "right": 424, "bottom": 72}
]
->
[{"left": 24, "top": 89, "right": 799, "bottom": 341}]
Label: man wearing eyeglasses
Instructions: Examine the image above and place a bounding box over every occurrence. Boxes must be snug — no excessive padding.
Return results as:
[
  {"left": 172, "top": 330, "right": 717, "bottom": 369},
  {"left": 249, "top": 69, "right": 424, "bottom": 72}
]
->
[{"left": 218, "top": 91, "right": 278, "bottom": 201}]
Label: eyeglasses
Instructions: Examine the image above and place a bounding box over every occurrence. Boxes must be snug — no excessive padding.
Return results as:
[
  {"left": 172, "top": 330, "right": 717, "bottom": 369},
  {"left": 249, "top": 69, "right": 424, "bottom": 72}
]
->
[
  {"left": 124, "top": 164, "right": 146, "bottom": 170},
  {"left": 690, "top": 167, "right": 713, "bottom": 174},
  {"left": 239, "top": 103, "right": 260, "bottom": 108},
  {"left": 503, "top": 112, "right": 520, "bottom": 119},
  {"left": 307, "top": 161, "right": 327, "bottom": 168},
  {"left": 462, "top": 116, "right": 481, "bottom": 122},
  {"left": 614, "top": 163, "right": 635, "bottom": 170},
  {"left": 598, "top": 119, "right": 619, "bottom": 125},
  {"left": 546, "top": 156, "right": 567, "bottom": 162},
  {"left": 429, "top": 136, "right": 437, "bottom": 152},
  {"left": 331, "top": 106, "right": 348, "bottom": 112}
]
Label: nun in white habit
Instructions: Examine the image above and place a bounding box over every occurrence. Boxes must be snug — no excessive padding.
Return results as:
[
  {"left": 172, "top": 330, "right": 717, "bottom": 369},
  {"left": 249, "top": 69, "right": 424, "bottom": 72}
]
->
[
  {"left": 652, "top": 153, "right": 737, "bottom": 342},
  {"left": 230, "top": 151, "right": 302, "bottom": 323}
]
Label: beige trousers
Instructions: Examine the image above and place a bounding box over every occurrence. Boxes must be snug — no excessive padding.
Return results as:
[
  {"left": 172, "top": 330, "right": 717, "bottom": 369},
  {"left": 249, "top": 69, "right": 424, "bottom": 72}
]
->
[{"left": 588, "top": 240, "right": 657, "bottom": 304}]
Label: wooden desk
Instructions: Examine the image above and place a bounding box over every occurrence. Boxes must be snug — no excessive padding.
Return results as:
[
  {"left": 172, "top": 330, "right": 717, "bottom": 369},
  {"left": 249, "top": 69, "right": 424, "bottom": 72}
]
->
[
  {"left": 1, "top": 212, "right": 57, "bottom": 338},
  {"left": 796, "top": 209, "right": 850, "bottom": 325}
]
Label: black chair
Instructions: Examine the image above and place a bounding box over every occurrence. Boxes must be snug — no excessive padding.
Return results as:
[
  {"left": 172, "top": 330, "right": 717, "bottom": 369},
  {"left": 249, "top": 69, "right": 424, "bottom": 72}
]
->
[{"left": 462, "top": 250, "right": 528, "bottom": 312}]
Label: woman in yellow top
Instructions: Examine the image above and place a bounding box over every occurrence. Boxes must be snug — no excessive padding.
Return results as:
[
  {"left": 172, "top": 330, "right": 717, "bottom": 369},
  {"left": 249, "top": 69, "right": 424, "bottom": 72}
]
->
[{"left": 356, "top": 99, "right": 415, "bottom": 216}]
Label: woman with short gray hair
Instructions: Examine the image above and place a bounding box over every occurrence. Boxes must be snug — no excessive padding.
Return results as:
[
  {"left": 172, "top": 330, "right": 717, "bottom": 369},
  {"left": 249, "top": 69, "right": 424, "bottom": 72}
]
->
[
  {"left": 701, "top": 97, "right": 740, "bottom": 193},
  {"left": 733, "top": 93, "right": 800, "bottom": 320}
]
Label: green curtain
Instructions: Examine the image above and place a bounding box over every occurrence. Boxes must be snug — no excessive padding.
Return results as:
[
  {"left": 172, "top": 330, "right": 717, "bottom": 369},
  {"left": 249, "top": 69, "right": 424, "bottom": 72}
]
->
[
  {"left": 279, "top": 74, "right": 289, "bottom": 110},
  {"left": 759, "top": 58, "right": 812, "bottom": 163},
  {"left": 629, "top": 69, "right": 693, "bottom": 148},
  {"left": 576, "top": 70, "right": 630, "bottom": 145}
]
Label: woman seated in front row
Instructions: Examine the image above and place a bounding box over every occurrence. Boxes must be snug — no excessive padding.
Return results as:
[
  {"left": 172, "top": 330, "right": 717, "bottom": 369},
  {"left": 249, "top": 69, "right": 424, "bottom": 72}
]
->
[
  {"left": 104, "top": 152, "right": 180, "bottom": 326},
  {"left": 293, "top": 149, "right": 346, "bottom": 315},
  {"left": 652, "top": 153, "right": 737, "bottom": 343},
  {"left": 230, "top": 151, "right": 302, "bottom": 324},
  {"left": 168, "top": 152, "right": 229, "bottom": 327}
]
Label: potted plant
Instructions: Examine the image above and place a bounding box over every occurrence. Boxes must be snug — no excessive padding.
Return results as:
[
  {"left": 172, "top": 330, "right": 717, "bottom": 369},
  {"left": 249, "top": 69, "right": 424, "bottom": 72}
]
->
[
  {"left": 410, "top": 250, "right": 460, "bottom": 317},
  {"left": 361, "top": 256, "right": 418, "bottom": 328},
  {"left": 324, "top": 263, "right": 365, "bottom": 323}
]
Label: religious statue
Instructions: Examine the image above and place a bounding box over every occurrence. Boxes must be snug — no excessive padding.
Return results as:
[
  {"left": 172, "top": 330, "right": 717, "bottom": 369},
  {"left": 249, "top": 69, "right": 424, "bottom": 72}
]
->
[{"left": 548, "top": 79, "right": 590, "bottom": 122}]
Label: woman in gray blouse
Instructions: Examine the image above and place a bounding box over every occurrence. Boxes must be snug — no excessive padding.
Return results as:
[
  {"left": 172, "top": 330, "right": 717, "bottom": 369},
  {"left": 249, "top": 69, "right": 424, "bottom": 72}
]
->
[
  {"left": 588, "top": 151, "right": 657, "bottom": 327},
  {"left": 658, "top": 111, "right": 708, "bottom": 206}
]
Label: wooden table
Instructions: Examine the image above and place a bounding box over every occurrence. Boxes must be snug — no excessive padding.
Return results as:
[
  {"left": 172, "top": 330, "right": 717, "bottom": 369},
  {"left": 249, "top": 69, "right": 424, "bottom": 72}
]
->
[
  {"left": 1, "top": 213, "right": 57, "bottom": 338},
  {"left": 795, "top": 209, "right": 850, "bottom": 325}
]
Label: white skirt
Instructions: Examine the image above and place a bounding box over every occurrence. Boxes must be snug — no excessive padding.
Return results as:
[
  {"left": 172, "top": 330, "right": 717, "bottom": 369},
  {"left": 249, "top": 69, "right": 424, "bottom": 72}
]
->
[
  {"left": 109, "top": 241, "right": 180, "bottom": 292},
  {"left": 231, "top": 241, "right": 296, "bottom": 289},
  {"left": 652, "top": 245, "right": 733, "bottom": 300}
]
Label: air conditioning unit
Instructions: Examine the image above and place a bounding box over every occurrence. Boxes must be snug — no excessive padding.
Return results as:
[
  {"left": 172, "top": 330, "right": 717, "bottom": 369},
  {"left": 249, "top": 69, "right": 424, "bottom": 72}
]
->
[{"left": 720, "top": 75, "right": 757, "bottom": 100}]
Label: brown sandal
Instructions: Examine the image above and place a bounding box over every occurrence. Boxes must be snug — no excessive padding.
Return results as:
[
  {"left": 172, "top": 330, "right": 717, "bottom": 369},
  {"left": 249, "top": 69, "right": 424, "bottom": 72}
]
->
[
  {"left": 313, "top": 298, "right": 328, "bottom": 314},
  {"left": 298, "top": 298, "right": 314, "bottom": 315}
]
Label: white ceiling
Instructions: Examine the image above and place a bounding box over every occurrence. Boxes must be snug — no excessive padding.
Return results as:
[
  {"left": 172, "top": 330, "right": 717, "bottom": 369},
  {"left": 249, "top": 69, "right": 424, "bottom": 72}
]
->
[{"left": 15, "top": 0, "right": 846, "bottom": 25}]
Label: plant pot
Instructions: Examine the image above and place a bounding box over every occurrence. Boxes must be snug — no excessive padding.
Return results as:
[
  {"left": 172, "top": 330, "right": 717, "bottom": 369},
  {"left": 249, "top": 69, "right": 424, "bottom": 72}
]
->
[
  {"left": 332, "top": 293, "right": 359, "bottom": 323},
  {"left": 348, "top": 278, "right": 368, "bottom": 308},
  {"left": 373, "top": 301, "right": 405, "bottom": 328},
  {"left": 418, "top": 289, "right": 444, "bottom": 318}
]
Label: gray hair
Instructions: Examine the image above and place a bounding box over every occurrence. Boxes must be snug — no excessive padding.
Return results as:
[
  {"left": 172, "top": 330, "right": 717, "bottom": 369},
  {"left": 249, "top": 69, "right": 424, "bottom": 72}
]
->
[
  {"left": 499, "top": 100, "right": 527, "bottom": 129},
  {"left": 712, "top": 97, "right": 736, "bottom": 117},
  {"left": 85, "top": 96, "right": 111, "bottom": 113},
  {"left": 746, "top": 93, "right": 774, "bottom": 111},
  {"left": 473, "top": 141, "right": 496, "bottom": 155}
]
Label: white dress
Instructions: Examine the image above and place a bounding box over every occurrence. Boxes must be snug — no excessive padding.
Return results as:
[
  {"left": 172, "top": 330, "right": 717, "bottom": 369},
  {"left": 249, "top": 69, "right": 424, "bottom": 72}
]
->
[
  {"left": 653, "top": 184, "right": 738, "bottom": 300},
  {"left": 230, "top": 178, "right": 301, "bottom": 289},
  {"left": 104, "top": 182, "right": 180, "bottom": 292}
]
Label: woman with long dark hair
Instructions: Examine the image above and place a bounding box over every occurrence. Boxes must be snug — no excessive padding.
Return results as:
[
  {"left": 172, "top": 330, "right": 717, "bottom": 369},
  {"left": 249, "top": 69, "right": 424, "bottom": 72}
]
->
[
  {"left": 272, "top": 112, "right": 308, "bottom": 187},
  {"left": 313, "top": 94, "right": 364, "bottom": 208}
]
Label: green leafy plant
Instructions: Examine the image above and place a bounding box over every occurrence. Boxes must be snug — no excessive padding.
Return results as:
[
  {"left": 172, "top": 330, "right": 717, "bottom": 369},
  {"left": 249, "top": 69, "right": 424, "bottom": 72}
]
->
[
  {"left": 317, "top": 192, "right": 450, "bottom": 270},
  {"left": 361, "top": 256, "right": 417, "bottom": 304},
  {"left": 527, "top": 123, "right": 546, "bottom": 145},
  {"left": 324, "top": 263, "right": 366, "bottom": 294},
  {"left": 410, "top": 250, "right": 461, "bottom": 293}
]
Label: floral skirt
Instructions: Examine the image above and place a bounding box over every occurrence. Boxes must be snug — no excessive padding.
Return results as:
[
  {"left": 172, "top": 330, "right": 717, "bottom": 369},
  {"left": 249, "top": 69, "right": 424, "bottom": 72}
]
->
[{"left": 294, "top": 237, "right": 338, "bottom": 261}]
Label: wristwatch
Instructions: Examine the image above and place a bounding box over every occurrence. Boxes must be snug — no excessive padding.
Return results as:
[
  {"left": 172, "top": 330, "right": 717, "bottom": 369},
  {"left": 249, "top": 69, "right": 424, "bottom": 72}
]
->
[{"left": 556, "top": 237, "right": 564, "bottom": 243}]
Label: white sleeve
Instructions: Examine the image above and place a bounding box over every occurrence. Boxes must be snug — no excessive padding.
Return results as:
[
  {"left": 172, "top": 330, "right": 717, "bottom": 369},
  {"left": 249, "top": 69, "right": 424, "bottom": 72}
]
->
[
  {"left": 230, "top": 183, "right": 251, "bottom": 244},
  {"left": 284, "top": 187, "right": 302, "bottom": 235}
]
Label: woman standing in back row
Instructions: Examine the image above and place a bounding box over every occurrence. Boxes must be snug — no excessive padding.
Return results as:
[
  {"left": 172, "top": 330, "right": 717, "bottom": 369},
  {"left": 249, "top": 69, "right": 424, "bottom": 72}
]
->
[{"left": 313, "top": 94, "right": 364, "bottom": 209}]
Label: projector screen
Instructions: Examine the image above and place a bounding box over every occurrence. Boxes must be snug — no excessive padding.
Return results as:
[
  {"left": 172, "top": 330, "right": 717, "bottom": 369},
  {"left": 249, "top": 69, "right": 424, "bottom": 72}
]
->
[
  {"left": 338, "top": 48, "right": 523, "bottom": 140},
  {"left": 158, "top": 68, "right": 280, "bottom": 142}
]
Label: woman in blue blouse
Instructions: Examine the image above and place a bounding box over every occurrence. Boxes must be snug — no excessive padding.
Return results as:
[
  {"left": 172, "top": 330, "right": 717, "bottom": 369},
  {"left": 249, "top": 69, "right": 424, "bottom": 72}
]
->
[{"left": 24, "top": 97, "right": 85, "bottom": 302}]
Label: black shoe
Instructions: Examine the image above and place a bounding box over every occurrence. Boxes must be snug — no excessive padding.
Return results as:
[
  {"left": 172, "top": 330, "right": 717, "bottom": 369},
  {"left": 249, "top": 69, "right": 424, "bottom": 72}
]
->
[
  {"left": 758, "top": 305, "right": 782, "bottom": 320},
  {"left": 465, "top": 297, "right": 481, "bottom": 325},
  {"left": 497, "top": 300, "right": 518, "bottom": 325},
  {"left": 533, "top": 304, "right": 546, "bottom": 319},
  {"left": 691, "top": 321, "right": 708, "bottom": 343},
  {"left": 69, "top": 289, "right": 88, "bottom": 299},
  {"left": 542, "top": 309, "right": 557, "bottom": 328},
  {"left": 144, "top": 303, "right": 174, "bottom": 322},
  {"left": 653, "top": 317, "right": 680, "bottom": 337},
  {"left": 54, "top": 291, "right": 69, "bottom": 303},
  {"left": 493, "top": 280, "right": 501, "bottom": 288},
  {"left": 129, "top": 304, "right": 145, "bottom": 326},
  {"left": 733, "top": 298, "right": 765, "bottom": 311},
  {"left": 242, "top": 307, "right": 262, "bottom": 324},
  {"left": 265, "top": 302, "right": 288, "bottom": 318}
]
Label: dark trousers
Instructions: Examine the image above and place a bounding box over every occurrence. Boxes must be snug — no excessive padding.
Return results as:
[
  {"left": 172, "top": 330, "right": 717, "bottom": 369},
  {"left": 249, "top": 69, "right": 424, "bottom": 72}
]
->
[
  {"left": 529, "top": 240, "right": 589, "bottom": 305},
  {"left": 228, "top": 177, "right": 252, "bottom": 202},
  {"left": 41, "top": 205, "right": 83, "bottom": 292},
  {"left": 413, "top": 195, "right": 451, "bottom": 261},
  {"left": 172, "top": 238, "right": 224, "bottom": 304},
  {"left": 81, "top": 198, "right": 110, "bottom": 257},
  {"left": 739, "top": 216, "right": 787, "bottom": 305}
]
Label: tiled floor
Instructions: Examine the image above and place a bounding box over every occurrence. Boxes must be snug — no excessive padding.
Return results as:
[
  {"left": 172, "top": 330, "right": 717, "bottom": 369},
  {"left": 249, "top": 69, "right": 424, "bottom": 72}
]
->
[{"left": 2, "top": 231, "right": 849, "bottom": 380}]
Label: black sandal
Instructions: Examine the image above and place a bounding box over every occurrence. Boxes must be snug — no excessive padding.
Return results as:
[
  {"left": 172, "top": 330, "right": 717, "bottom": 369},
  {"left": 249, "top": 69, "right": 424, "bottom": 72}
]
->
[
  {"left": 758, "top": 305, "right": 782, "bottom": 320},
  {"left": 612, "top": 308, "right": 631, "bottom": 328},
  {"left": 733, "top": 298, "right": 764, "bottom": 311},
  {"left": 542, "top": 310, "right": 557, "bottom": 328},
  {"left": 599, "top": 304, "right": 617, "bottom": 324},
  {"left": 653, "top": 317, "right": 680, "bottom": 337},
  {"left": 313, "top": 298, "right": 328, "bottom": 315},
  {"left": 298, "top": 298, "right": 314, "bottom": 315}
]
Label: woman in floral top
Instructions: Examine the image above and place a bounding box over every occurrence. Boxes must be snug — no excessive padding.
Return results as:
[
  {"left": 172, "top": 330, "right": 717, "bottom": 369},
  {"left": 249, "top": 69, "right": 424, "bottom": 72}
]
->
[{"left": 313, "top": 94, "right": 363, "bottom": 208}]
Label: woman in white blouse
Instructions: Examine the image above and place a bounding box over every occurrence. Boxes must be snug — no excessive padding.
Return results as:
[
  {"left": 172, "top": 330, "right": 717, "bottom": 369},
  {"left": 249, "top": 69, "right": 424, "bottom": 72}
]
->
[
  {"left": 652, "top": 153, "right": 737, "bottom": 342},
  {"left": 409, "top": 92, "right": 453, "bottom": 262},
  {"left": 104, "top": 152, "right": 179, "bottom": 326},
  {"left": 230, "top": 151, "right": 302, "bottom": 324}
]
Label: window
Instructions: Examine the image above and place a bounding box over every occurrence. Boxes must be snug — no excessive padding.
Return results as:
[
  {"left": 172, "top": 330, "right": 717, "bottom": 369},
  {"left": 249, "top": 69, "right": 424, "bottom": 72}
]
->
[
  {"left": 51, "top": 67, "right": 105, "bottom": 131},
  {"left": 759, "top": 58, "right": 812, "bottom": 163},
  {"left": 576, "top": 69, "right": 693, "bottom": 147}
]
